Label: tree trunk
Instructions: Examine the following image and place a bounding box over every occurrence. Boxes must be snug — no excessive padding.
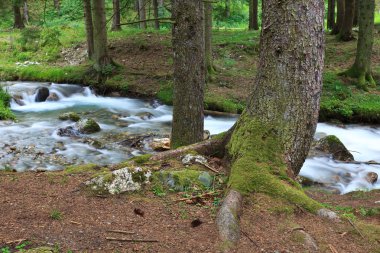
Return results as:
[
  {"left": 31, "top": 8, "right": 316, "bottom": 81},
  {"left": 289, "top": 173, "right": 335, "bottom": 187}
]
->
[
  {"left": 23, "top": 0, "right": 29, "bottom": 24},
  {"left": 13, "top": 1, "right": 25, "bottom": 29},
  {"left": 217, "top": 0, "right": 324, "bottom": 248},
  {"left": 153, "top": 0, "right": 159, "bottom": 30},
  {"left": 345, "top": 0, "right": 376, "bottom": 87},
  {"left": 249, "top": 0, "right": 259, "bottom": 30},
  {"left": 327, "top": 0, "right": 335, "bottom": 30},
  {"left": 138, "top": 0, "right": 147, "bottom": 29},
  {"left": 54, "top": 0, "right": 60, "bottom": 13},
  {"left": 92, "top": 0, "right": 112, "bottom": 70},
  {"left": 204, "top": 1, "right": 214, "bottom": 75},
  {"left": 353, "top": 0, "right": 359, "bottom": 26},
  {"left": 83, "top": 0, "right": 94, "bottom": 59},
  {"left": 111, "top": 0, "right": 122, "bottom": 31},
  {"left": 332, "top": 0, "right": 345, "bottom": 34},
  {"left": 338, "top": 0, "right": 355, "bottom": 41},
  {"left": 171, "top": 0, "right": 205, "bottom": 149},
  {"left": 225, "top": 0, "right": 230, "bottom": 18}
]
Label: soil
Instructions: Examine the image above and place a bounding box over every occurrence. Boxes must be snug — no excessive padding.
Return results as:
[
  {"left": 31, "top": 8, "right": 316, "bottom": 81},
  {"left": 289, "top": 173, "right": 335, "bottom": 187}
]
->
[{"left": 1, "top": 171, "right": 379, "bottom": 252}]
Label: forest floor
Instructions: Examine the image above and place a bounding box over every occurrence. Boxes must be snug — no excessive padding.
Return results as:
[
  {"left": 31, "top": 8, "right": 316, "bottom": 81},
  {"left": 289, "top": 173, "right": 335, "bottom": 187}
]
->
[{"left": 0, "top": 170, "right": 379, "bottom": 253}]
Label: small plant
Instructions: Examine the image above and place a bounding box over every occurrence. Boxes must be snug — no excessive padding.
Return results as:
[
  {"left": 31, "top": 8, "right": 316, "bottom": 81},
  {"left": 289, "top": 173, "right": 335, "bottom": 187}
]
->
[
  {"left": 50, "top": 209, "right": 63, "bottom": 220},
  {"left": 152, "top": 185, "right": 166, "bottom": 197},
  {"left": 0, "top": 247, "right": 10, "bottom": 253},
  {"left": 15, "top": 241, "right": 30, "bottom": 251}
]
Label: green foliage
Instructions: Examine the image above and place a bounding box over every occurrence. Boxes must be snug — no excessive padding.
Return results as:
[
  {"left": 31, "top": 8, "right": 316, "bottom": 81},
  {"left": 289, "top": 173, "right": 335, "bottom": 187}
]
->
[
  {"left": 131, "top": 154, "right": 153, "bottom": 164},
  {"left": 50, "top": 209, "right": 63, "bottom": 220},
  {"left": 157, "top": 82, "right": 174, "bottom": 105},
  {"left": 40, "top": 28, "right": 62, "bottom": 48},
  {"left": 18, "top": 27, "right": 41, "bottom": 51},
  {"left": 105, "top": 74, "right": 129, "bottom": 94},
  {"left": 0, "top": 87, "right": 14, "bottom": 120},
  {"left": 205, "top": 94, "right": 244, "bottom": 114}
]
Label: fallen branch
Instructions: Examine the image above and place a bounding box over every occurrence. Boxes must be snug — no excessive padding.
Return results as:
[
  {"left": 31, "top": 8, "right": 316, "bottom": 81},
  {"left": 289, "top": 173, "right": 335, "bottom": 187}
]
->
[
  {"left": 106, "top": 237, "right": 158, "bottom": 243},
  {"left": 70, "top": 221, "right": 81, "bottom": 225},
  {"left": 106, "top": 230, "right": 135, "bottom": 235},
  {"left": 5, "top": 239, "right": 26, "bottom": 244},
  {"left": 197, "top": 161, "right": 219, "bottom": 173},
  {"left": 328, "top": 244, "right": 339, "bottom": 253},
  {"left": 175, "top": 190, "right": 221, "bottom": 202},
  {"left": 120, "top": 18, "right": 174, "bottom": 26},
  {"left": 241, "top": 230, "right": 258, "bottom": 247},
  {"left": 348, "top": 219, "right": 365, "bottom": 239}
]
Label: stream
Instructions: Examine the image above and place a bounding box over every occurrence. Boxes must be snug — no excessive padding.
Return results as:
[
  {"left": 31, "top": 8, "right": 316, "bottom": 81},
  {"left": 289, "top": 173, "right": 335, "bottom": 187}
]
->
[{"left": 0, "top": 82, "right": 379, "bottom": 194}]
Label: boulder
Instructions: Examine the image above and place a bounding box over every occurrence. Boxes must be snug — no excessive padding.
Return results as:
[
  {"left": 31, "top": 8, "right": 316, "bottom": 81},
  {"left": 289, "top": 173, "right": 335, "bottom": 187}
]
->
[
  {"left": 12, "top": 95, "right": 25, "bottom": 106},
  {"left": 35, "top": 87, "right": 50, "bottom": 102},
  {"left": 150, "top": 138, "right": 170, "bottom": 151},
  {"left": 58, "top": 112, "right": 81, "bottom": 122},
  {"left": 136, "top": 112, "right": 154, "bottom": 120},
  {"left": 315, "top": 135, "right": 354, "bottom": 161},
  {"left": 366, "top": 172, "right": 378, "bottom": 184},
  {"left": 182, "top": 154, "right": 208, "bottom": 165},
  {"left": 203, "top": 130, "right": 211, "bottom": 140},
  {"left": 157, "top": 170, "right": 213, "bottom": 191},
  {"left": 56, "top": 126, "right": 82, "bottom": 138},
  {"left": 46, "top": 92, "right": 59, "bottom": 101},
  {"left": 75, "top": 118, "right": 101, "bottom": 134}
]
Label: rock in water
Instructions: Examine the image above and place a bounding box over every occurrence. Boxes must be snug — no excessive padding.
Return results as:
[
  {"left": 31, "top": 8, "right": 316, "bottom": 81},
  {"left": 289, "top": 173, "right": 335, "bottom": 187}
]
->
[
  {"left": 76, "top": 118, "right": 101, "bottom": 134},
  {"left": 366, "top": 172, "right": 378, "bottom": 184},
  {"left": 12, "top": 95, "right": 25, "bottom": 106},
  {"left": 35, "top": 87, "right": 50, "bottom": 102},
  {"left": 46, "top": 92, "right": 59, "bottom": 101},
  {"left": 315, "top": 135, "right": 354, "bottom": 161},
  {"left": 58, "top": 112, "right": 81, "bottom": 122},
  {"left": 150, "top": 138, "right": 170, "bottom": 151}
]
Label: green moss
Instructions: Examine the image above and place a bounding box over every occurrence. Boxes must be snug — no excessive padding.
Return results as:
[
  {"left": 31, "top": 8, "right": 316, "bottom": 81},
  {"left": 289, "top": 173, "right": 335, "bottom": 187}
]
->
[
  {"left": 131, "top": 154, "right": 153, "bottom": 164},
  {"left": 77, "top": 118, "right": 101, "bottom": 134},
  {"left": 58, "top": 112, "right": 80, "bottom": 122},
  {"left": 105, "top": 74, "right": 129, "bottom": 94},
  {"left": 227, "top": 115, "right": 321, "bottom": 212},
  {"left": 357, "top": 222, "right": 380, "bottom": 244},
  {"left": 155, "top": 169, "right": 212, "bottom": 191},
  {"left": 64, "top": 164, "right": 102, "bottom": 174},
  {"left": 157, "top": 81, "right": 173, "bottom": 105},
  {"left": 205, "top": 94, "right": 245, "bottom": 114}
]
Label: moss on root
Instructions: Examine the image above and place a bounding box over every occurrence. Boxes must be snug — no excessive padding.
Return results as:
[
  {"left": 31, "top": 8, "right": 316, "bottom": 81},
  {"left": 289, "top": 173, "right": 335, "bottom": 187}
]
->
[{"left": 227, "top": 116, "right": 322, "bottom": 212}]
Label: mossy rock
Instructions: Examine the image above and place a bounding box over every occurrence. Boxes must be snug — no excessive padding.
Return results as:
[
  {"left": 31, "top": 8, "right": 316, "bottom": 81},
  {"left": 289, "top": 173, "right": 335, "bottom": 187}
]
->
[
  {"left": 58, "top": 111, "right": 80, "bottom": 122},
  {"left": 75, "top": 118, "right": 101, "bottom": 134},
  {"left": 315, "top": 135, "right": 354, "bottom": 161},
  {"left": 155, "top": 169, "right": 213, "bottom": 191}
]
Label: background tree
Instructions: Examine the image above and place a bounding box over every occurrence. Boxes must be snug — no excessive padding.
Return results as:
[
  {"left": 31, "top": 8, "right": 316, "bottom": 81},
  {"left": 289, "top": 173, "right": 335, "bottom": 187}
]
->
[
  {"left": 248, "top": 0, "right": 259, "bottom": 30},
  {"left": 153, "top": 0, "right": 159, "bottom": 30},
  {"left": 13, "top": 0, "right": 25, "bottom": 29},
  {"left": 327, "top": 0, "right": 335, "bottom": 30},
  {"left": 338, "top": 0, "right": 355, "bottom": 41},
  {"left": 23, "top": 0, "right": 29, "bottom": 24},
  {"left": 83, "top": 0, "right": 94, "bottom": 59},
  {"left": 344, "top": 0, "right": 376, "bottom": 88},
  {"left": 332, "top": 0, "right": 345, "bottom": 34},
  {"left": 217, "top": 0, "right": 324, "bottom": 247},
  {"left": 92, "top": 0, "right": 112, "bottom": 70},
  {"left": 171, "top": 0, "right": 205, "bottom": 148},
  {"left": 111, "top": 0, "right": 122, "bottom": 31},
  {"left": 138, "top": 0, "right": 146, "bottom": 29},
  {"left": 53, "top": 0, "right": 60, "bottom": 13},
  {"left": 204, "top": 1, "right": 215, "bottom": 75},
  {"left": 353, "top": 0, "right": 359, "bottom": 26}
]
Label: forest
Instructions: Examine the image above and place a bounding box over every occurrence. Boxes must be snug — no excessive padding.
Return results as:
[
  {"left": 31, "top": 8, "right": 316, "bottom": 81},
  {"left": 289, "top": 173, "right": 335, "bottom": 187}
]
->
[{"left": 0, "top": 0, "right": 380, "bottom": 252}]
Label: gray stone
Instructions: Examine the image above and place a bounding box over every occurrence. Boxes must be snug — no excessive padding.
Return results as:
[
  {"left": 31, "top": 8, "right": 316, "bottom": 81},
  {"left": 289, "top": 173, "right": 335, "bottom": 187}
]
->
[
  {"left": 198, "top": 171, "right": 213, "bottom": 188},
  {"left": 35, "top": 87, "right": 50, "bottom": 102},
  {"left": 366, "top": 172, "right": 378, "bottom": 184},
  {"left": 76, "top": 118, "right": 101, "bottom": 134}
]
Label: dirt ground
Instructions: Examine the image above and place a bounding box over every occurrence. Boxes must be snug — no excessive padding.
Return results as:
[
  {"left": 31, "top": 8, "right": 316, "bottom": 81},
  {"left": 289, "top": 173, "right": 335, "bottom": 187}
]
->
[{"left": 1, "top": 171, "right": 379, "bottom": 253}]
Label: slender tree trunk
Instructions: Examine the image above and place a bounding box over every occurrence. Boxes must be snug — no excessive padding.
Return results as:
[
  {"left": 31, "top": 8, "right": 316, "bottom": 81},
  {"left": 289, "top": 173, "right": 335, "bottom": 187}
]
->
[
  {"left": 353, "top": 0, "right": 359, "bottom": 26},
  {"left": 23, "top": 0, "right": 29, "bottom": 24},
  {"left": 111, "top": 0, "right": 122, "bottom": 31},
  {"left": 327, "top": 0, "right": 336, "bottom": 30},
  {"left": 217, "top": 0, "right": 324, "bottom": 247},
  {"left": 338, "top": 0, "right": 355, "bottom": 41},
  {"left": 138, "top": 0, "right": 147, "bottom": 29},
  {"left": 153, "top": 0, "right": 159, "bottom": 30},
  {"left": 54, "top": 0, "right": 60, "bottom": 13},
  {"left": 83, "top": 0, "right": 94, "bottom": 59},
  {"left": 204, "top": 2, "right": 214, "bottom": 75},
  {"left": 225, "top": 0, "right": 230, "bottom": 18},
  {"left": 249, "top": 0, "right": 259, "bottom": 30},
  {"left": 92, "top": 0, "right": 111, "bottom": 70},
  {"left": 345, "top": 0, "right": 376, "bottom": 87},
  {"left": 332, "top": 0, "right": 345, "bottom": 34},
  {"left": 171, "top": 0, "right": 205, "bottom": 149},
  {"left": 13, "top": 1, "right": 25, "bottom": 29}
]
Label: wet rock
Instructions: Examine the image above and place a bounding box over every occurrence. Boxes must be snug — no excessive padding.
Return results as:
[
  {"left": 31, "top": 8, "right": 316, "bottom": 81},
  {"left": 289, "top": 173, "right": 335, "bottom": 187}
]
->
[
  {"left": 108, "top": 91, "right": 122, "bottom": 97},
  {"left": 366, "top": 172, "right": 378, "bottom": 184},
  {"left": 12, "top": 95, "right": 25, "bottom": 106},
  {"left": 85, "top": 167, "right": 152, "bottom": 194},
  {"left": 35, "top": 87, "right": 50, "bottom": 102},
  {"left": 58, "top": 112, "right": 81, "bottom": 122},
  {"left": 52, "top": 141, "right": 66, "bottom": 151},
  {"left": 314, "top": 135, "right": 354, "bottom": 161},
  {"left": 296, "top": 176, "right": 323, "bottom": 187},
  {"left": 46, "top": 92, "right": 59, "bottom": 101},
  {"left": 76, "top": 118, "right": 101, "bottom": 134},
  {"left": 157, "top": 169, "right": 213, "bottom": 191},
  {"left": 136, "top": 112, "right": 154, "bottom": 120},
  {"left": 203, "top": 130, "right": 211, "bottom": 140},
  {"left": 182, "top": 154, "right": 208, "bottom": 165},
  {"left": 56, "top": 126, "right": 82, "bottom": 137},
  {"left": 150, "top": 138, "right": 170, "bottom": 151}
]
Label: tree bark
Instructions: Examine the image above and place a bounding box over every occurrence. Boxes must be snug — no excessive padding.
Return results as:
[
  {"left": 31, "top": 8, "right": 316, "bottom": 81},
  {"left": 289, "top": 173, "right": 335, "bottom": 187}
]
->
[
  {"left": 225, "top": 0, "right": 230, "bottom": 18},
  {"left": 92, "top": 0, "right": 112, "bottom": 70},
  {"left": 54, "top": 0, "right": 60, "bottom": 13},
  {"left": 138, "top": 0, "right": 147, "bottom": 29},
  {"left": 345, "top": 0, "right": 376, "bottom": 87},
  {"left": 153, "top": 0, "right": 160, "bottom": 30},
  {"left": 338, "top": 0, "right": 355, "bottom": 41},
  {"left": 249, "top": 0, "right": 259, "bottom": 30},
  {"left": 327, "top": 0, "right": 336, "bottom": 30},
  {"left": 353, "top": 0, "right": 359, "bottom": 26},
  {"left": 204, "top": 1, "right": 214, "bottom": 75},
  {"left": 23, "top": 0, "right": 29, "bottom": 24},
  {"left": 83, "top": 0, "right": 94, "bottom": 59},
  {"left": 111, "top": 0, "right": 122, "bottom": 31},
  {"left": 171, "top": 0, "right": 205, "bottom": 149},
  {"left": 13, "top": 1, "right": 25, "bottom": 29},
  {"left": 332, "top": 0, "right": 345, "bottom": 34}
]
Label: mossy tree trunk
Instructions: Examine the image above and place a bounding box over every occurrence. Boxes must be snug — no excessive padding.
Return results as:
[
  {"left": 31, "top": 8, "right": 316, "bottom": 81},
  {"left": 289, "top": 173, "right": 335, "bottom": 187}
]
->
[
  {"left": 327, "top": 0, "right": 335, "bottom": 30},
  {"left": 13, "top": 0, "right": 25, "bottom": 29},
  {"left": 332, "top": 0, "right": 345, "bottom": 34},
  {"left": 83, "top": 0, "right": 94, "bottom": 59},
  {"left": 248, "top": 0, "right": 259, "bottom": 30},
  {"left": 338, "top": 0, "right": 355, "bottom": 41},
  {"left": 153, "top": 0, "right": 160, "bottom": 30},
  {"left": 92, "top": 0, "right": 112, "bottom": 70},
  {"left": 23, "top": 0, "right": 29, "bottom": 24},
  {"left": 345, "top": 0, "right": 376, "bottom": 87},
  {"left": 218, "top": 0, "right": 324, "bottom": 247},
  {"left": 204, "top": 1, "right": 215, "bottom": 76},
  {"left": 138, "top": 0, "right": 147, "bottom": 29},
  {"left": 111, "top": 0, "right": 122, "bottom": 31},
  {"left": 353, "top": 0, "right": 359, "bottom": 26},
  {"left": 171, "top": 0, "right": 205, "bottom": 149}
]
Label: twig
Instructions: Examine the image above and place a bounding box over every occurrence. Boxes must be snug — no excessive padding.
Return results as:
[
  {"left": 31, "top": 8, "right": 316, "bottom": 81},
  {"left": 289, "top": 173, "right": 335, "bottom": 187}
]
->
[
  {"left": 241, "top": 230, "right": 258, "bottom": 247},
  {"left": 120, "top": 18, "right": 174, "bottom": 26},
  {"left": 107, "top": 230, "right": 135, "bottom": 235},
  {"left": 197, "top": 161, "right": 219, "bottom": 173},
  {"left": 176, "top": 190, "right": 221, "bottom": 202},
  {"left": 6, "top": 239, "right": 26, "bottom": 244},
  {"left": 328, "top": 244, "right": 339, "bottom": 253},
  {"left": 348, "top": 219, "right": 365, "bottom": 239},
  {"left": 70, "top": 221, "right": 81, "bottom": 225},
  {"left": 106, "top": 237, "right": 158, "bottom": 242}
]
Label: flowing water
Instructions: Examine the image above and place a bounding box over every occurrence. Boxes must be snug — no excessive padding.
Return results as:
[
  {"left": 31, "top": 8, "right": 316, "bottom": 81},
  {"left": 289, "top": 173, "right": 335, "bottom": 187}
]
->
[{"left": 0, "top": 82, "right": 379, "bottom": 194}]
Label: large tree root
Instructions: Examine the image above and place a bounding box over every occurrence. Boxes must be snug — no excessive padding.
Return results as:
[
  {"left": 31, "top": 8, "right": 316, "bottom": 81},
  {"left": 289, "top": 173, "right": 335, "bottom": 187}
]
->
[{"left": 216, "top": 190, "right": 243, "bottom": 252}]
